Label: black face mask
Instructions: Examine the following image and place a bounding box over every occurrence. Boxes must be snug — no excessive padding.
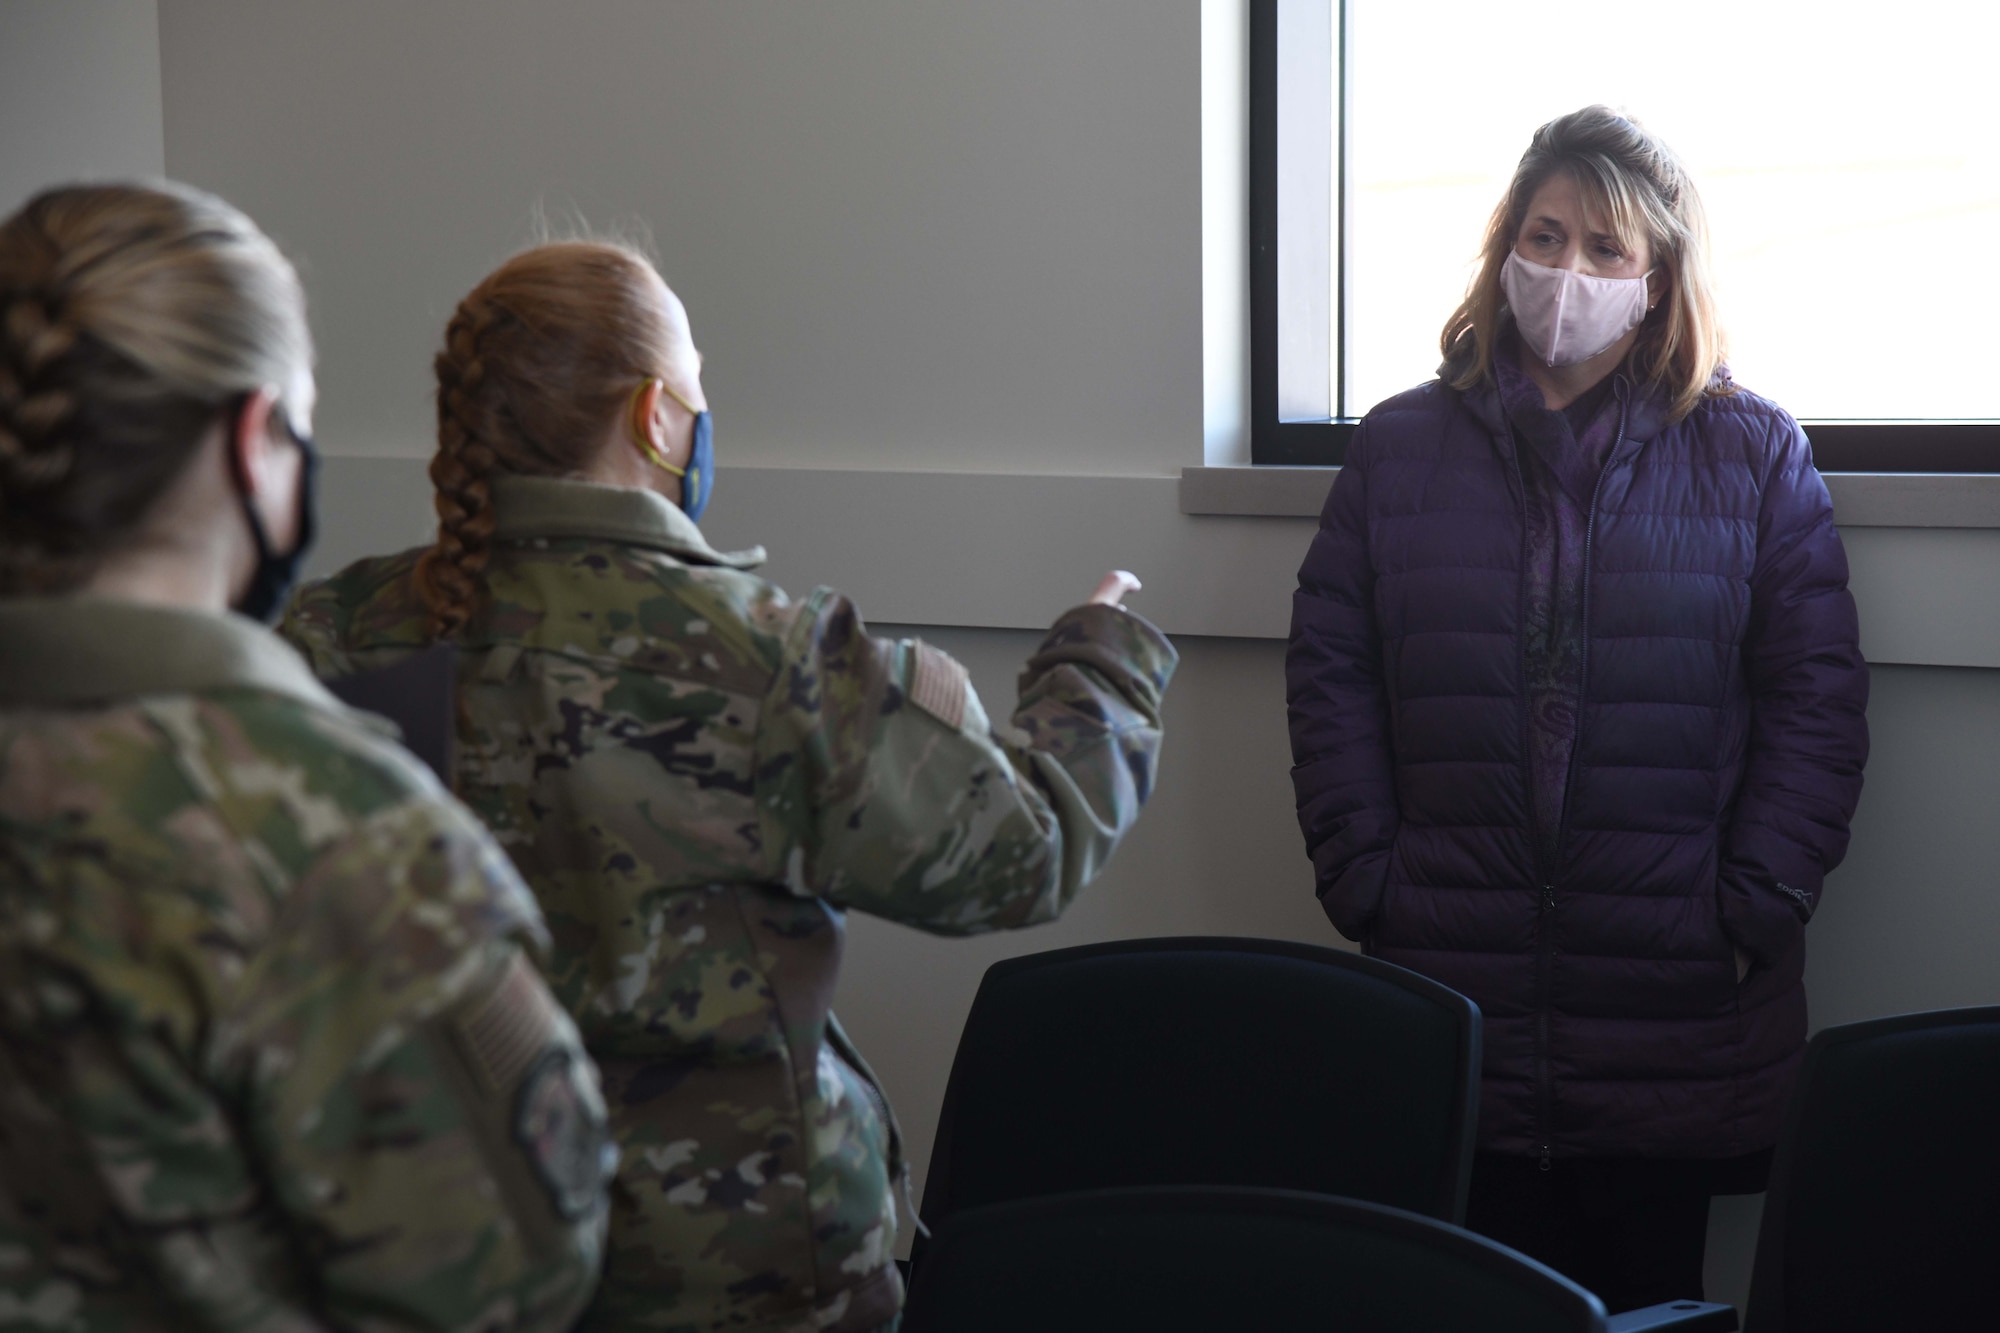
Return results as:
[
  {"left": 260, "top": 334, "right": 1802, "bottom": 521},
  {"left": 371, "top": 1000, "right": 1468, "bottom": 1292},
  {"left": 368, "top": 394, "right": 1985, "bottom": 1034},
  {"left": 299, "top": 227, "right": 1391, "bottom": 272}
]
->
[{"left": 228, "top": 400, "right": 319, "bottom": 624}]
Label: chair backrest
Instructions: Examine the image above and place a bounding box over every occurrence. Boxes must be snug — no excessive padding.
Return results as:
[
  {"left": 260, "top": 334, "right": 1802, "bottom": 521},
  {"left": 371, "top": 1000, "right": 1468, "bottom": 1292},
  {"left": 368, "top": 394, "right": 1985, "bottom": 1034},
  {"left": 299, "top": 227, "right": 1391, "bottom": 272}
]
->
[
  {"left": 324, "top": 642, "right": 459, "bottom": 782},
  {"left": 917, "top": 936, "right": 1481, "bottom": 1233},
  {"left": 1745, "top": 1005, "right": 2000, "bottom": 1332},
  {"left": 901, "top": 1185, "right": 1606, "bottom": 1333}
]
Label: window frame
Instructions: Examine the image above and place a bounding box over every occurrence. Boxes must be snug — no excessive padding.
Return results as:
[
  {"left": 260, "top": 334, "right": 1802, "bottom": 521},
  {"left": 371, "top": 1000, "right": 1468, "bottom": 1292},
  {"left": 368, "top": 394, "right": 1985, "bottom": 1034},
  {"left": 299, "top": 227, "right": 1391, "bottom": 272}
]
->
[{"left": 1248, "top": 0, "right": 2000, "bottom": 471}]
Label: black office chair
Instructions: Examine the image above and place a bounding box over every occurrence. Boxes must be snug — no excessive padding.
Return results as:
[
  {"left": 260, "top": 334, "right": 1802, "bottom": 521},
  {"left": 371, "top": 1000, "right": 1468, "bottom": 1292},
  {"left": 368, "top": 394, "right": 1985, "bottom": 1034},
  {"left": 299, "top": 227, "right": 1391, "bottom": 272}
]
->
[
  {"left": 901, "top": 1186, "right": 1736, "bottom": 1333},
  {"left": 915, "top": 936, "right": 1481, "bottom": 1244},
  {"left": 1743, "top": 1005, "right": 2000, "bottom": 1332},
  {"left": 323, "top": 641, "right": 459, "bottom": 782}
]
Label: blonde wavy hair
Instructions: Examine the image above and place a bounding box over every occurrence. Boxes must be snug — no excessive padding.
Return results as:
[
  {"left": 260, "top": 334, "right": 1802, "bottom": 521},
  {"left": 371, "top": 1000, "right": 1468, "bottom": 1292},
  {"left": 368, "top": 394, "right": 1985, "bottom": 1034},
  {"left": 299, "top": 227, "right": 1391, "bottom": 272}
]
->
[
  {"left": 0, "top": 182, "right": 312, "bottom": 594},
  {"left": 1441, "top": 105, "right": 1731, "bottom": 422}
]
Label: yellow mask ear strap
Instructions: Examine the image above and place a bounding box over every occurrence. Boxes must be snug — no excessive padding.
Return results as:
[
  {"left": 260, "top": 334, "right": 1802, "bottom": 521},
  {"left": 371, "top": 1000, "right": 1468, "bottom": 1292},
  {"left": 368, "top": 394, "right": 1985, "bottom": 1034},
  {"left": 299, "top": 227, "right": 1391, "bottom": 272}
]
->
[
  {"left": 629, "top": 379, "right": 686, "bottom": 478},
  {"left": 658, "top": 378, "right": 700, "bottom": 417}
]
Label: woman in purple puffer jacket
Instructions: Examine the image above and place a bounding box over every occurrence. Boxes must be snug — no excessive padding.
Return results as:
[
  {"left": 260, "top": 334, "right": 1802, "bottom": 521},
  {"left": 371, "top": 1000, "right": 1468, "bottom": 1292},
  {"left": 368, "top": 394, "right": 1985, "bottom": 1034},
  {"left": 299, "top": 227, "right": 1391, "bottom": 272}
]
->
[{"left": 1286, "top": 105, "right": 1868, "bottom": 1312}]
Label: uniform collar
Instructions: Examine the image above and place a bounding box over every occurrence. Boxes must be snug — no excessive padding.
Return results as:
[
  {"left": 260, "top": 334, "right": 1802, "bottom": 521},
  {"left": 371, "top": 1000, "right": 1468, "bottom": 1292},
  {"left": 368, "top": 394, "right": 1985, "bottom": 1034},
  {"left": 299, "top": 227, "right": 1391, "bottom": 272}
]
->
[
  {"left": 0, "top": 597, "right": 343, "bottom": 709},
  {"left": 489, "top": 475, "right": 765, "bottom": 570}
]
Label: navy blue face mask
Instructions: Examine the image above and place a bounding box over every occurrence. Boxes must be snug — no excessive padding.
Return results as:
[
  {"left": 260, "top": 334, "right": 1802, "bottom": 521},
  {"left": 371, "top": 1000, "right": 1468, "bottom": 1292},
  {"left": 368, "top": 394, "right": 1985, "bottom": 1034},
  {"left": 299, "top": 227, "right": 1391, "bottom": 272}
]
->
[
  {"left": 228, "top": 397, "right": 319, "bottom": 624},
  {"left": 678, "top": 409, "right": 714, "bottom": 523},
  {"left": 632, "top": 378, "right": 715, "bottom": 524}
]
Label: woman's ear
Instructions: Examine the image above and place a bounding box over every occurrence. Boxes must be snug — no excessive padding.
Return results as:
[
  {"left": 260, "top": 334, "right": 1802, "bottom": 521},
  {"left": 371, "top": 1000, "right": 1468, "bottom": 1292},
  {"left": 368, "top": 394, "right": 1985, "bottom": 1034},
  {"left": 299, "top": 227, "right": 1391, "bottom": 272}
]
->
[
  {"left": 1647, "top": 266, "right": 1670, "bottom": 312},
  {"left": 228, "top": 387, "right": 303, "bottom": 550},
  {"left": 226, "top": 389, "right": 277, "bottom": 492},
  {"left": 629, "top": 377, "right": 667, "bottom": 457}
]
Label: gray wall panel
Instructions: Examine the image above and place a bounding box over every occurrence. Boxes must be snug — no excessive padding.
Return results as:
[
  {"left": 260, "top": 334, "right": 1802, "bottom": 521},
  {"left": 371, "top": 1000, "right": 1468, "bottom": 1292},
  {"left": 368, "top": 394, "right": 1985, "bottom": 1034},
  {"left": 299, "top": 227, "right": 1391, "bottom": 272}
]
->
[
  {"left": 158, "top": 0, "right": 1202, "bottom": 476},
  {"left": 0, "top": 0, "right": 164, "bottom": 215}
]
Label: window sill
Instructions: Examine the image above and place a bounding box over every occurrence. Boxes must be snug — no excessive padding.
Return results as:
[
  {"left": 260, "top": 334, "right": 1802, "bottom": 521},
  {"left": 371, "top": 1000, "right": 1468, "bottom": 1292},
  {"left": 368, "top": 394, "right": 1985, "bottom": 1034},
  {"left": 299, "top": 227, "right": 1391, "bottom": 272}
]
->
[{"left": 1179, "top": 466, "right": 2000, "bottom": 529}]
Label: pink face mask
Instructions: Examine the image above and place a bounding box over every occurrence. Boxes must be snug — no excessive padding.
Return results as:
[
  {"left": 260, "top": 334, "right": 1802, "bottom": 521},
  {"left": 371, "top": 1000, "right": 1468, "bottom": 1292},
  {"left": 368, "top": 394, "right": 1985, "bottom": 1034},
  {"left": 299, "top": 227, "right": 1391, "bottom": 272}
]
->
[{"left": 1501, "top": 250, "right": 1653, "bottom": 368}]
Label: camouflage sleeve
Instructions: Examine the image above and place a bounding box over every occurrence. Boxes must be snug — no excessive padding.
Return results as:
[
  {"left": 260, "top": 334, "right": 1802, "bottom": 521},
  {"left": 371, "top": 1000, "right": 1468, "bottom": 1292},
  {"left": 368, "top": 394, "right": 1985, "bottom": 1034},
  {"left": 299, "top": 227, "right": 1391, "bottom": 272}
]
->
[
  {"left": 278, "top": 577, "right": 362, "bottom": 678},
  {"left": 754, "top": 591, "right": 1178, "bottom": 934},
  {"left": 223, "top": 802, "right": 615, "bottom": 1331}
]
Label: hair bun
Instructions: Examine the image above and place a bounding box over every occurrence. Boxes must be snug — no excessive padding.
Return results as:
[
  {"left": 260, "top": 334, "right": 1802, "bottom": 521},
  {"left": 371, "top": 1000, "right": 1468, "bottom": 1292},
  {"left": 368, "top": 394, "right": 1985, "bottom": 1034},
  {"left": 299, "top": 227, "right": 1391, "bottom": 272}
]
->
[{"left": 0, "top": 182, "right": 311, "bottom": 595}]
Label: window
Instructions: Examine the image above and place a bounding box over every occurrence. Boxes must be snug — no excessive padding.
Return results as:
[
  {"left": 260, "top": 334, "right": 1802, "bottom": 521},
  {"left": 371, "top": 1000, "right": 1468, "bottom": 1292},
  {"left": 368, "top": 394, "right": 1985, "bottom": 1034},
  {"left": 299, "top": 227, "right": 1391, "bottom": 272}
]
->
[{"left": 1252, "top": 0, "right": 2000, "bottom": 469}]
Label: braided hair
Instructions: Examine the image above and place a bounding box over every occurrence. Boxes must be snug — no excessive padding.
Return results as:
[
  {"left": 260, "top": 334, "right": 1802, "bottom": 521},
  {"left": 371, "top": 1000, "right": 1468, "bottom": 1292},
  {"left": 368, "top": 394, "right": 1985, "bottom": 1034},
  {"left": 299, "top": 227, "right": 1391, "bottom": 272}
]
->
[
  {"left": 413, "top": 241, "right": 682, "bottom": 639},
  {"left": 0, "top": 183, "right": 312, "bottom": 595}
]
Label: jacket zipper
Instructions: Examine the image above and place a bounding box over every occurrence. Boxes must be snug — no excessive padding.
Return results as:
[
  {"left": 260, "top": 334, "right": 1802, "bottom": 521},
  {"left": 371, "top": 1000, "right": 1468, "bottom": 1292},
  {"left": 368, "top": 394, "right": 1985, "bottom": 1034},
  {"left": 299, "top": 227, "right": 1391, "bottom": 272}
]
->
[
  {"left": 1504, "top": 442, "right": 1557, "bottom": 1172},
  {"left": 1523, "top": 382, "right": 1631, "bottom": 1173},
  {"left": 1537, "top": 881, "right": 1556, "bottom": 1172}
]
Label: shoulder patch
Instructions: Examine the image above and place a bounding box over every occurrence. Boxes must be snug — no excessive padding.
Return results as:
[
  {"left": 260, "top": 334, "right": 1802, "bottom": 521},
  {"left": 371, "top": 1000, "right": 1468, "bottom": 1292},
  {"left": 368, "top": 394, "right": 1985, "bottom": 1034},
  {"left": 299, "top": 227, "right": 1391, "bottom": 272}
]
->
[
  {"left": 907, "top": 641, "right": 969, "bottom": 731},
  {"left": 515, "top": 1048, "right": 614, "bottom": 1220}
]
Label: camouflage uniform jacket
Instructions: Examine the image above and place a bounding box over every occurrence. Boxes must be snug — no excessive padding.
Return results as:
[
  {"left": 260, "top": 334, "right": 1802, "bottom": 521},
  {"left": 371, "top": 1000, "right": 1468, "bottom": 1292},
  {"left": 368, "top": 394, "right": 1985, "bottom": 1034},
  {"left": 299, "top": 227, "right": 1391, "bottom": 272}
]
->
[
  {"left": 0, "top": 598, "right": 615, "bottom": 1332},
  {"left": 282, "top": 475, "right": 1179, "bottom": 1333}
]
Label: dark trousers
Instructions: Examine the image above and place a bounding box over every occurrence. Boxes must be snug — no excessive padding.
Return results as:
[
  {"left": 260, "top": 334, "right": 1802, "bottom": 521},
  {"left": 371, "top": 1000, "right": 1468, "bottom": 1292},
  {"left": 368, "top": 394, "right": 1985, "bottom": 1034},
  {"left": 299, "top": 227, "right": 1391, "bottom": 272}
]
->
[{"left": 1465, "top": 1153, "right": 1712, "bottom": 1314}]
